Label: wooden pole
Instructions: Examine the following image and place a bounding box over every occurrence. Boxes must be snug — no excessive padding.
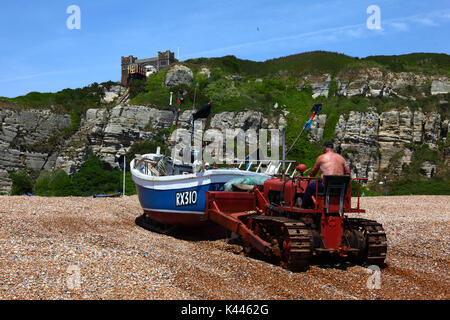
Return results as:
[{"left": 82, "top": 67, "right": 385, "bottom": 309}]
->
[{"left": 123, "top": 154, "right": 126, "bottom": 196}]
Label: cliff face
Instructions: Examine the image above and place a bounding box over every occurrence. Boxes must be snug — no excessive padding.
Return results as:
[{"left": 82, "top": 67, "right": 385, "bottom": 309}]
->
[
  {"left": 52, "top": 106, "right": 285, "bottom": 174},
  {"left": 332, "top": 109, "right": 447, "bottom": 181},
  {"left": 53, "top": 105, "right": 174, "bottom": 175},
  {"left": 0, "top": 109, "right": 71, "bottom": 194},
  {"left": 0, "top": 103, "right": 447, "bottom": 194},
  {"left": 298, "top": 67, "right": 449, "bottom": 99}
]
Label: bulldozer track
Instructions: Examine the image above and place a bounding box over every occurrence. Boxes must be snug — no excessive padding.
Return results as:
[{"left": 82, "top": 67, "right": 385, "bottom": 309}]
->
[
  {"left": 347, "top": 218, "right": 387, "bottom": 266},
  {"left": 252, "top": 216, "right": 313, "bottom": 270}
]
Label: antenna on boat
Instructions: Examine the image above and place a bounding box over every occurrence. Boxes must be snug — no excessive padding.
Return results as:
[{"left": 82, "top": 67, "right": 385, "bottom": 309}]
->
[
  {"left": 282, "top": 128, "right": 286, "bottom": 179},
  {"left": 190, "top": 83, "right": 198, "bottom": 149}
]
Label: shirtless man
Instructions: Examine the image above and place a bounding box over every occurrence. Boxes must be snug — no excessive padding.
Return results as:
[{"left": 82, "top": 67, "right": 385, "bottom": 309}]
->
[{"left": 301, "top": 141, "right": 350, "bottom": 209}]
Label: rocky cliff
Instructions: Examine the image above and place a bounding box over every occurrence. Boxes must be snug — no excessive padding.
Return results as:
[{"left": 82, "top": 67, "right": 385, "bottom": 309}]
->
[
  {"left": 1, "top": 102, "right": 447, "bottom": 194},
  {"left": 298, "top": 68, "right": 449, "bottom": 99},
  {"left": 333, "top": 108, "right": 448, "bottom": 181},
  {"left": 0, "top": 109, "right": 71, "bottom": 194}
]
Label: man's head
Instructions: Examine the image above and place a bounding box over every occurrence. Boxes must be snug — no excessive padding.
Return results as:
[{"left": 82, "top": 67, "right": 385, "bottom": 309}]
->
[{"left": 322, "top": 141, "right": 334, "bottom": 153}]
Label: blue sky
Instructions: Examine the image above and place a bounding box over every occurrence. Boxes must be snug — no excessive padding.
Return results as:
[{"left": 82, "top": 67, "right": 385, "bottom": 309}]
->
[{"left": 0, "top": 0, "right": 449, "bottom": 97}]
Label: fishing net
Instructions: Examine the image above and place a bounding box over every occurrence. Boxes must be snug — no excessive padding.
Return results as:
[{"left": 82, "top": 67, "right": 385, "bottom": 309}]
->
[{"left": 224, "top": 175, "right": 270, "bottom": 191}]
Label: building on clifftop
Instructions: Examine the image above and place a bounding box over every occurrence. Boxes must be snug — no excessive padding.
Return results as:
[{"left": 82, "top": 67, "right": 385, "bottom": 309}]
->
[{"left": 121, "top": 50, "right": 177, "bottom": 87}]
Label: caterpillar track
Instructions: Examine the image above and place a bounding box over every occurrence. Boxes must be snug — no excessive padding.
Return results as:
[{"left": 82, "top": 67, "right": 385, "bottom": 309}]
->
[
  {"left": 249, "top": 216, "right": 387, "bottom": 269},
  {"left": 346, "top": 218, "right": 387, "bottom": 266},
  {"left": 250, "top": 216, "right": 313, "bottom": 270}
]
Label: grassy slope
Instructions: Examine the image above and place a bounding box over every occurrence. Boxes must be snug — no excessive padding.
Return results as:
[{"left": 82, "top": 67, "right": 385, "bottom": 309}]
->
[
  {"left": 364, "top": 52, "right": 450, "bottom": 76},
  {"left": 0, "top": 81, "right": 119, "bottom": 113}
]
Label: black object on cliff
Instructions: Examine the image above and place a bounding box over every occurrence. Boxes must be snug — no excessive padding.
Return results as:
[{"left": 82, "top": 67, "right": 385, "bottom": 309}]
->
[{"left": 192, "top": 101, "right": 212, "bottom": 121}]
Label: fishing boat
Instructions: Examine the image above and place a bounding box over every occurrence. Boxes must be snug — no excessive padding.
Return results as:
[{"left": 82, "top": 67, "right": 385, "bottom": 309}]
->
[
  {"left": 130, "top": 100, "right": 305, "bottom": 233},
  {"left": 130, "top": 150, "right": 278, "bottom": 232},
  {"left": 131, "top": 102, "right": 322, "bottom": 234}
]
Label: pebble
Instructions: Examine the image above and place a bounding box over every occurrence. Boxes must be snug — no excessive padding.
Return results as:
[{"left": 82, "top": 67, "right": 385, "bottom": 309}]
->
[{"left": 0, "top": 195, "right": 448, "bottom": 299}]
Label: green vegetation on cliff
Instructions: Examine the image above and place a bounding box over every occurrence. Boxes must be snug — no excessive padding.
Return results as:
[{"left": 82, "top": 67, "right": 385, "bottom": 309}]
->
[
  {"left": 386, "top": 143, "right": 450, "bottom": 195},
  {"left": 10, "top": 153, "right": 137, "bottom": 197},
  {"left": 0, "top": 81, "right": 119, "bottom": 111}
]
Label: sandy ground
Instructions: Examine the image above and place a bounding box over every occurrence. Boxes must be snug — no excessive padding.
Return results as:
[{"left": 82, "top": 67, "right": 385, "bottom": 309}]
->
[{"left": 0, "top": 195, "right": 448, "bottom": 300}]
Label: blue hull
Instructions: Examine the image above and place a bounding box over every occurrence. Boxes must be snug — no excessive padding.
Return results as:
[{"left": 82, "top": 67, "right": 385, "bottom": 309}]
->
[
  {"left": 136, "top": 182, "right": 225, "bottom": 215},
  {"left": 131, "top": 157, "right": 271, "bottom": 226}
]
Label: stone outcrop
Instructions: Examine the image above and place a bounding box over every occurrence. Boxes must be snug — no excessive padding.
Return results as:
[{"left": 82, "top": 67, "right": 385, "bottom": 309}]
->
[
  {"left": 298, "top": 74, "right": 331, "bottom": 98},
  {"left": 334, "top": 108, "right": 447, "bottom": 181},
  {"left": 334, "top": 109, "right": 380, "bottom": 181},
  {"left": 0, "top": 109, "right": 72, "bottom": 194},
  {"left": 101, "top": 84, "right": 125, "bottom": 103},
  {"left": 309, "top": 114, "right": 328, "bottom": 143},
  {"left": 420, "top": 161, "right": 437, "bottom": 178},
  {"left": 198, "top": 67, "right": 211, "bottom": 78},
  {"left": 431, "top": 77, "right": 450, "bottom": 95},
  {"left": 55, "top": 105, "right": 174, "bottom": 174},
  {"left": 0, "top": 169, "right": 10, "bottom": 195},
  {"left": 297, "top": 67, "right": 449, "bottom": 98},
  {"left": 210, "top": 111, "right": 265, "bottom": 131},
  {"left": 164, "top": 65, "right": 194, "bottom": 87}
]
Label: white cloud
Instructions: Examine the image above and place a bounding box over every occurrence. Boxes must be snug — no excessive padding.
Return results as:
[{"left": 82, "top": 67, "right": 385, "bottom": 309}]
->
[
  {"left": 389, "top": 22, "right": 409, "bottom": 31},
  {"left": 413, "top": 17, "right": 438, "bottom": 26},
  {"left": 347, "top": 27, "right": 365, "bottom": 38},
  {"left": 182, "top": 22, "right": 366, "bottom": 59},
  {"left": 0, "top": 70, "right": 70, "bottom": 83}
]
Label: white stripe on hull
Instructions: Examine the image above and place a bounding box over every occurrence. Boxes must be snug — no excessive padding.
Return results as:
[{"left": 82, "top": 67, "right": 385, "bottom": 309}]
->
[{"left": 143, "top": 208, "right": 205, "bottom": 215}]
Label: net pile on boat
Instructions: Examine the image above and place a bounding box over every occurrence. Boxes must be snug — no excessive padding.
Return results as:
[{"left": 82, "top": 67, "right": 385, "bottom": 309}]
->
[{"left": 224, "top": 175, "right": 270, "bottom": 191}]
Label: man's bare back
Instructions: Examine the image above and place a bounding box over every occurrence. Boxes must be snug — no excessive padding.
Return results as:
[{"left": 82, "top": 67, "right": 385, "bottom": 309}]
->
[{"left": 310, "top": 149, "right": 350, "bottom": 179}]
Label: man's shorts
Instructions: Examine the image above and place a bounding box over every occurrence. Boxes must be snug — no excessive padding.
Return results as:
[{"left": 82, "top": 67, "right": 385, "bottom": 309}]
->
[{"left": 301, "top": 180, "right": 324, "bottom": 209}]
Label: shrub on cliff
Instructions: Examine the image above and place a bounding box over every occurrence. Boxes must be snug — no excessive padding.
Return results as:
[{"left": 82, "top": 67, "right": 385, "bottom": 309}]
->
[
  {"left": 34, "top": 170, "right": 73, "bottom": 196},
  {"left": 34, "top": 171, "right": 52, "bottom": 195},
  {"left": 9, "top": 171, "right": 33, "bottom": 195},
  {"left": 48, "top": 170, "right": 73, "bottom": 196},
  {"left": 128, "top": 78, "right": 147, "bottom": 100},
  {"left": 32, "top": 156, "right": 138, "bottom": 197},
  {"left": 71, "top": 153, "right": 121, "bottom": 196},
  {"left": 4, "top": 82, "right": 105, "bottom": 112}
]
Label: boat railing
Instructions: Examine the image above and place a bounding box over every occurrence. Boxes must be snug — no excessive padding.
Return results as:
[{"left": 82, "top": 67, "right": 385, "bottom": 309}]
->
[
  {"left": 133, "top": 157, "right": 159, "bottom": 176},
  {"left": 234, "top": 159, "right": 298, "bottom": 176},
  {"left": 133, "top": 156, "right": 299, "bottom": 177}
]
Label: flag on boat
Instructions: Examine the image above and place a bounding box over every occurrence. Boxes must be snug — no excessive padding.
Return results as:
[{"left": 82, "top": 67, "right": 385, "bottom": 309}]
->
[{"left": 193, "top": 101, "right": 212, "bottom": 121}]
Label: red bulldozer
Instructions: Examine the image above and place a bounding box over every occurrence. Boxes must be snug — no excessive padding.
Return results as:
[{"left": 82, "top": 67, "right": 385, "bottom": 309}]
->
[{"left": 206, "top": 166, "right": 387, "bottom": 270}]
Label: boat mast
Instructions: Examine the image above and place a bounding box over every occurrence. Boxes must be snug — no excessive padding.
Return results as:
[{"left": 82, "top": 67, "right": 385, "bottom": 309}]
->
[{"left": 190, "top": 83, "right": 198, "bottom": 162}]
